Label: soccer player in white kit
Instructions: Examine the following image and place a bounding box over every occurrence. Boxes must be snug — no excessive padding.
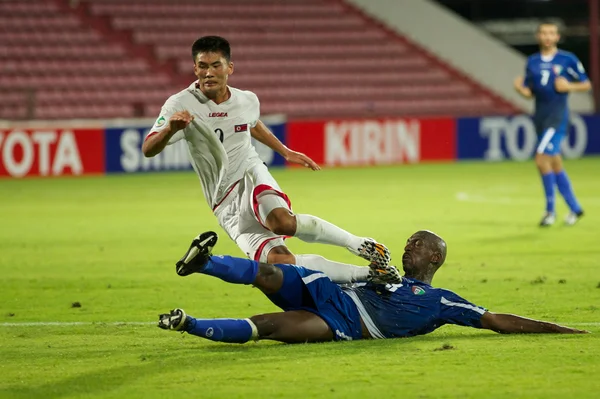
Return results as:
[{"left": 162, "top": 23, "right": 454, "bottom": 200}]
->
[{"left": 142, "top": 36, "right": 397, "bottom": 284}]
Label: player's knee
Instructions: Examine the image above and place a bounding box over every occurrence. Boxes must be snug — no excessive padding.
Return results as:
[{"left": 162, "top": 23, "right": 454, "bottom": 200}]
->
[
  {"left": 266, "top": 252, "right": 295, "bottom": 265},
  {"left": 550, "top": 156, "right": 563, "bottom": 173},
  {"left": 266, "top": 210, "right": 296, "bottom": 236},
  {"left": 254, "top": 262, "right": 284, "bottom": 294}
]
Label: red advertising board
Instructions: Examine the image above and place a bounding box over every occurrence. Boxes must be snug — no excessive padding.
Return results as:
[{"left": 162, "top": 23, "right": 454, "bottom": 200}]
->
[
  {"left": 287, "top": 118, "right": 456, "bottom": 167},
  {"left": 0, "top": 128, "right": 105, "bottom": 177}
]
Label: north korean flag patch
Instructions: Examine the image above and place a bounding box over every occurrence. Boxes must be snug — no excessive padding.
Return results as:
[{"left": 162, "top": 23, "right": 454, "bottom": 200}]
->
[{"left": 234, "top": 124, "right": 248, "bottom": 133}]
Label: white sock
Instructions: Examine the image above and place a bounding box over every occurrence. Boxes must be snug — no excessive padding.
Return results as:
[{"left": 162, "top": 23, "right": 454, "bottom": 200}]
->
[
  {"left": 294, "top": 254, "right": 369, "bottom": 284},
  {"left": 294, "top": 214, "right": 364, "bottom": 251}
]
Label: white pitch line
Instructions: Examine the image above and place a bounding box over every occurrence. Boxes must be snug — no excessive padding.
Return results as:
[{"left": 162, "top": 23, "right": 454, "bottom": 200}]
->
[
  {"left": 0, "top": 321, "right": 599, "bottom": 327},
  {"left": 0, "top": 321, "right": 154, "bottom": 327},
  {"left": 455, "top": 192, "right": 533, "bottom": 205}
]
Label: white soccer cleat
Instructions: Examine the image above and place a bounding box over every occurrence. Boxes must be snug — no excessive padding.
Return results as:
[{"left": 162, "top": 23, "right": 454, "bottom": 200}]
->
[
  {"left": 564, "top": 211, "right": 584, "bottom": 226},
  {"left": 349, "top": 238, "right": 391, "bottom": 268},
  {"left": 539, "top": 213, "right": 556, "bottom": 227},
  {"left": 367, "top": 263, "right": 402, "bottom": 285}
]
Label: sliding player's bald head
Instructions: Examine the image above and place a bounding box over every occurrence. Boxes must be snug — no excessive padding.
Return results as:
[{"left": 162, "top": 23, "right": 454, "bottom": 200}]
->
[{"left": 402, "top": 230, "right": 447, "bottom": 281}]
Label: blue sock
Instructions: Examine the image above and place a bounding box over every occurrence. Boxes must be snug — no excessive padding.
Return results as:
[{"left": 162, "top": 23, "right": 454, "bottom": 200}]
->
[
  {"left": 201, "top": 256, "right": 258, "bottom": 285},
  {"left": 541, "top": 173, "right": 556, "bottom": 213},
  {"left": 185, "top": 317, "right": 255, "bottom": 343},
  {"left": 555, "top": 170, "right": 582, "bottom": 213}
]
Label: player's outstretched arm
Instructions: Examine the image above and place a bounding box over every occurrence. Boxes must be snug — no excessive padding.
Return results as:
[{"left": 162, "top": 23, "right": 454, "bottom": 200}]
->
[
  {"left": 251, "top": 120, "right": 320, "bottom": 170},
  {"left": 480, "top": 312, "right": 588, "bottom": 334},
  {"left": 142, "top": 111, "right": 193, "bottom": 157}
]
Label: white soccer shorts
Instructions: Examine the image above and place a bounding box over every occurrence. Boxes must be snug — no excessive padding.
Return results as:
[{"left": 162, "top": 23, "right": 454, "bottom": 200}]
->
[{"left": 213, "top": 163, "right": 292, "bottom": 262}]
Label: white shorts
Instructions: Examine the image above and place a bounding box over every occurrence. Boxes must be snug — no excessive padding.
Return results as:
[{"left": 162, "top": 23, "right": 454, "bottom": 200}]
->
[{"left": 213, "top": 163, "right": 292, "bottom": 262}]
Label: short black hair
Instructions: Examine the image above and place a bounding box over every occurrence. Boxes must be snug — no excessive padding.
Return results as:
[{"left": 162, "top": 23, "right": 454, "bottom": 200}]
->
[
  {"left": 191, "top": 36, "right": 231, "bottom": 62},
  {"left": 537, "top": 20, "right": 560, "bottom": 33}
]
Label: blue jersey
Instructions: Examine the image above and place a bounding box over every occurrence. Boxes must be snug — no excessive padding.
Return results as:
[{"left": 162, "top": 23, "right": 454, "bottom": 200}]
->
[
  {"left": 524, "top": 50, "right": 589, "bottom": 135},
  {"left": 342, "top": 278, "right": 486, "bottom": 338}
]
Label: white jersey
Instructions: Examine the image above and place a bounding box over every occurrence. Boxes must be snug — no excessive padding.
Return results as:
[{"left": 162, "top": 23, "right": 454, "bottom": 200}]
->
[{"left": 148, "top": 83, "right": 263, "bottom": 209}]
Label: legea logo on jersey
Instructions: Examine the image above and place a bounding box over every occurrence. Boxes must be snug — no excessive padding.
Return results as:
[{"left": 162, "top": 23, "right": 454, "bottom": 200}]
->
[
  {"left": 156, "top": 116, "right": 166, "bottom": 127},
  {"left": 209, "top": 112, "right": 228, "bottom": 118},
  {"left": 412, "top": 286, "right": 425, "bottom": 295},
  {"left": 235, "top": 124, "right": 248, "bottom": 133}
]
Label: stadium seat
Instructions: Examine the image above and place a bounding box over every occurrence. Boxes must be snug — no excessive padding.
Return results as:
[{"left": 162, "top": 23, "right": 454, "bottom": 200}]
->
[{"left": 1, "top": 0, "right": 511, "bottom": 119}]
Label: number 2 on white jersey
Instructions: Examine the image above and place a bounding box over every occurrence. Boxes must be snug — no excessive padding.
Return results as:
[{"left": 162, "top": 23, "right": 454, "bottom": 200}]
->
[
  {"left": 541, "top": 70, "right": 550, "bottom": 86},
  {"left": 214, "top": 128, "right": 224, "bottom": 143}
]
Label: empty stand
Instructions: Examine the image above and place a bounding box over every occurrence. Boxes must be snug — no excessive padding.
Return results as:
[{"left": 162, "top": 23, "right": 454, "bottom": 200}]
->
[
  {"left": 0, "top": 0, "right": 514, "bottom": 120},
  {"left": 0, "top": 0, "right": 176, "bottom": 119}
]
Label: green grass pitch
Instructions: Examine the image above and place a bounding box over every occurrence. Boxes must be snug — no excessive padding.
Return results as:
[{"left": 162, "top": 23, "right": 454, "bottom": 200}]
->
[{"left": 1, "top": 158, "right": 599, "bottom": 398}]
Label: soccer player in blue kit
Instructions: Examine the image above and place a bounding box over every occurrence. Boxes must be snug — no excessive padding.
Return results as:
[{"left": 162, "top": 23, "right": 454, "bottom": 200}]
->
[
  {"left": 514, "top": 22, "right": 591, "bottom": 227},
  {"left": 158, "top": 230, "right": 587, "bottom": 343}
]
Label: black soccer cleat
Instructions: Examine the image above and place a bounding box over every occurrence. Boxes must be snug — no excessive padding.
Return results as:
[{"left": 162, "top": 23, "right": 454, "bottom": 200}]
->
[
  {"left": 158, "top": 308, "right": 188, "bottom": 331},
  {"left": 175, "top": 231, "right": 218, "bottom": 276}
]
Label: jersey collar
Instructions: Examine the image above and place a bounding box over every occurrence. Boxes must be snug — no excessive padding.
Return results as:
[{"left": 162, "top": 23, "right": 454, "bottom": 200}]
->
[
  {"left": 192, "top": 82, "right": 234, "bottom": 106},
  {"left": 540, "top": 50, "right": 558, "bottom": 62}
]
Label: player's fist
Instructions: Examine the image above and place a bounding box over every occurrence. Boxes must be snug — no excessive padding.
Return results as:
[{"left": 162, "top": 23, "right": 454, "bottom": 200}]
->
[
  {"left": 169, "top": 111, "right": 194, "bottom": 133},
  {"left": 554, "top": 77, "right": 571, "bottom": 93}
]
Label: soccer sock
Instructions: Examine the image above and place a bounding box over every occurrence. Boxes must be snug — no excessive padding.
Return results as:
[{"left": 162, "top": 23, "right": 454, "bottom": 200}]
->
[
  {"left": 201, "top": 256, "right": 258, "bottom": 285},
  {"left": 294, "top": 214, "right": 363, "bottom": 250},
  {"left": 294, "top": 254, "right": 369, "bottom": 284},
  {"left": 541, "top": 172, "right": 556, "bottom": 214},
  {"left": 185, "top": 317, "right": 258, "bottom": 343},
  {"left": 555, "top": 170, "right": 582, "bottom": 213}
]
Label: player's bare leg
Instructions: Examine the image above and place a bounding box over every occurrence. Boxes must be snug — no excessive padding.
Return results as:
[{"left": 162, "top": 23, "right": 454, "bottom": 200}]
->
[
  {"left": 249, "top": 311, "right": 333, "bottom": 343},
  {"left": 535, "top": 153, "right": 553, "bottom": 174}
]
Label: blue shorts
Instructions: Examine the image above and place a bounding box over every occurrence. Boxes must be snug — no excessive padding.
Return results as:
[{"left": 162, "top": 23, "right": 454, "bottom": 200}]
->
[
  {"left": 266, "top": 264, "right": 363, "bottom": 341},
  {"left": 535, "top": 114, "right": 568, "bottom": 156}
]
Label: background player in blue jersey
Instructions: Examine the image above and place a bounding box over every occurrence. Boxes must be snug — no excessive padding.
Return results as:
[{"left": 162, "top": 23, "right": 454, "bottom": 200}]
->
[
  {"left": 513, "top": 22, "right": 591, "bottom": 227},
  {"left": 158, "top": 230, "right": 586, "bottom": 343}
]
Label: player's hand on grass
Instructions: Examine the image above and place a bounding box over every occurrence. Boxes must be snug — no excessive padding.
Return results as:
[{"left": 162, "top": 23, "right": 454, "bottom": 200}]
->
[
  {"left": 569, "top": 327, "right": 590, "bottom": 334},
  {"left": 554, "top": 77, "right": 571, "bottom": 93},
  {"left": 170, "top": 111, "right": 194, "bottom": 133},
  {"left": 285, "top": 150, "right": 321, "bottom": 171}
]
